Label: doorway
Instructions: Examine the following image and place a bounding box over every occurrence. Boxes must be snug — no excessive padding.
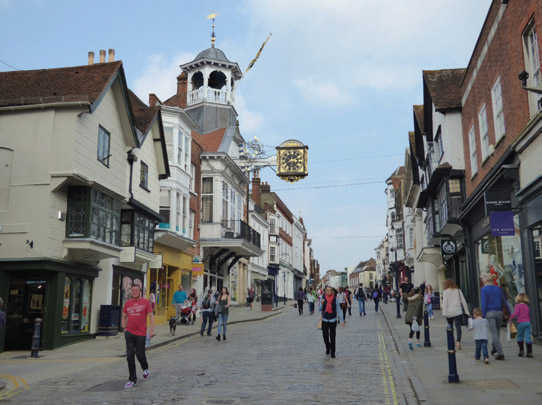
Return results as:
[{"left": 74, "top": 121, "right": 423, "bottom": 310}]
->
[{"left": 5, "top": 278, "right": 47, "bottom": 350}]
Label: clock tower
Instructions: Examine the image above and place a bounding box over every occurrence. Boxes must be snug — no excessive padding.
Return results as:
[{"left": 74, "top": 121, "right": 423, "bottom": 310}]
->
[{"left": 180, "top": 43, "right": 243, "bottom": 134}]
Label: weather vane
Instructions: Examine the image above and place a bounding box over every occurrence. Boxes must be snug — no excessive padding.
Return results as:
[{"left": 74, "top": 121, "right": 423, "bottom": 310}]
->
[{"left": 207, "top": 13, "right": 217, "bottom": 48}]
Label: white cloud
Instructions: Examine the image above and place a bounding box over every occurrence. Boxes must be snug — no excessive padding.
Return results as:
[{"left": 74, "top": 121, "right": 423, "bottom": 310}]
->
[
  {"left": 293, "top": 77, "right": 353, "bottom": 107},
  {"left": 132, "top": 52, "right": 194, "bottom": 103},
  {"left": 235, "top": 92, "right": 264, "bottom": 133}
]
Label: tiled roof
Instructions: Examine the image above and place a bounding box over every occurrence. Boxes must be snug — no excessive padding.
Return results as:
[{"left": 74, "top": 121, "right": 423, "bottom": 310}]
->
[
  {"left": 0, "top": 61, "right": 122, "bottom": 108},
  {"left": 423, "top": 69, "right": 466, "bottom": 111},
  {"left": 128, "top": 89, "right": 158, "bottom": 134},
  {"left": 192, "top": 128, "right": 226, "bottom": 152},
  {"left": 413, "top": 105, "right": 424, "bottom": 132}
]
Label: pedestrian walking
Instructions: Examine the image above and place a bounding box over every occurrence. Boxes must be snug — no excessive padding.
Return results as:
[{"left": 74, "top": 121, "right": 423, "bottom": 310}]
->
[
  {"left": 296, "top": 287, "right": 305, "bottom": 315},
  {"left": 216, "top": 287, "right": 231, "bottom": 341},
  {"left": 337, "top": 287, "right": 347, "bottom": 321},
  {"left": 469, "top": 308, "right": 490, "bottom": 364},
  {"left": 354, "top": 283, "right": 367, "bottom": 316},
  {"left": 307, "top": 289, "right": 316, "bottom": 315},
  {"left": 189, "top": 288, "right": 198, "bottom": 325},
  {"left": 424, "top": 285, "right": 434, "bottom": 319},
  {"left": 480, "top": 273, "right": 509, "bottom": 360},
  {"left": 345, "top": 288, "right": 352, "bottom": 316},
  {"left": 121, "top": 284, "right": 154, "bottom": 389},
  {"left": 172, "top": 285, "right": 187, "bottom": 322},
  {"left": 320, "top": 286, "right": 345, "bottom": 358},
  {"left": 509, "top": 293, "right": 533, "bottom": 358},
  {"left": 442, "top": 279, "right": 470, "bottom": 351},
  {"left": 383, "top": 285, "right": 390, "bottom": 304},
  {"left": 200, "top": 289, "right": 216, "bottom": 336},
  {"left": 247, "top": 287, "right": 255, "bottom": 310},
  {"left": 405, "top": 288, "right": 423, "bottom": 350},
  {"left": 372, "top": 285, "right": 381, "bottom": 312}
]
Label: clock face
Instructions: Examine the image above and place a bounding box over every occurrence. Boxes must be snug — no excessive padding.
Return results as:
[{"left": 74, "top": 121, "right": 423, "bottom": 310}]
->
[{"left": 280, "top": 150, "right": 303, "bottom": 172}]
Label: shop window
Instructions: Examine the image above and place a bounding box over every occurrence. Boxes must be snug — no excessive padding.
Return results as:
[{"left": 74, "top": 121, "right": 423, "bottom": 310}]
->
[
  {"left": 61, "top": 276, "right": 92, "bottom": 335},
  {"left": 475, "top": 216, "right": 524, "bottom": 312}
]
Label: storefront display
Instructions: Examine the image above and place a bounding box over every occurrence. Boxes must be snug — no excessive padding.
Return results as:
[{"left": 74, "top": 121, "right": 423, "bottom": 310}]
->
[{"left": 476, "top": 215, "right": 524, "bottom": 311}]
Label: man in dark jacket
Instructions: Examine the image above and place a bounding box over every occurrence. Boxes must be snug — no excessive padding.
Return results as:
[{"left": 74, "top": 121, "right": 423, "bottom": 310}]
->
[
  {"left": 296, "top": 288, "right": 305, "bottom": 315},
  {"left": 354, "top": 283, "right": 367, "bottom": 316}
]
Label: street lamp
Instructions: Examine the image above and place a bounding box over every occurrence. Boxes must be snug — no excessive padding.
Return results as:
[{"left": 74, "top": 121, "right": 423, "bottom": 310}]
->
[{"left": 390, "top": 247, "right": 401, "bottom": 319}]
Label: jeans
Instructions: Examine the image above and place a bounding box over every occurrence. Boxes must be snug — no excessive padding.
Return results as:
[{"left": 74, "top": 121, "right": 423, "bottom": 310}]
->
[
  {"left": 486, "top": 310, "right": 504, "bottom": 355},
  {"left": 357, "top": 299, "right": 366, "bottom": 315},
  {"left": 446, "top": 316, "right": 463, "bottom": 342},
  {"left": 374, "top": 299, "right": 379, "bottom": 312},
  {"left": 347, "top": 304, "right": 352, "bottom": 316},
  {"left": 426, "top": 303, "right": 433, "bottom": 318},
  {"left": 297, "top": 300, "right": 304, "bottom": 315},
  {"left": 201, "top": 311, "right": 214, "bottom": 335},
  {"left": 475, "top": 339, "right": 489, "bottom": 360},
  {"left": 517, "top": 321, "right": 532, "bottom": 344},
  {"left": 309, "top": 302, "right": 315, "bottom": 314},
  {"left": 175, "top": 303, "right": 184, "bottom": 320},
  {"left": 217, "top": 313, "right": 229, "bottom": 336},
  {"left": 322, "top": 320, "right": 337, "bottom": 355},
  {"left": 125, "top": 331, "right": 149, "bottom": 383},
  {"left": 341, "top": 304, "right": 347, "bottom": 320}
]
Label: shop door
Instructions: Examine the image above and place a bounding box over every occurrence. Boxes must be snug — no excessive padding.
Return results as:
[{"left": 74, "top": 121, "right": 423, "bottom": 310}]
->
[{"left": 5, "top": 279, "right": 47, "bottom": 350}]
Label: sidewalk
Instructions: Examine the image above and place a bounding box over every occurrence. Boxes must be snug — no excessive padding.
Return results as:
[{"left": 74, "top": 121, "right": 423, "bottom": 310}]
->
[
  {"left": 381, "top": 301, "right": 542, "bottom": 404},
  {"left": 0, "top": 304, "right": 284, "bottom": 361}
]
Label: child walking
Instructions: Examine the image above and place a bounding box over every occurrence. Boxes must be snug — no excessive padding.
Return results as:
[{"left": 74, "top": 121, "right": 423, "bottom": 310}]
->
[
  {"left": 509, "top": 293, "right": 533, "bottom": 358},
  {"left": 469, "top": 308, "right": 490, "bottom": 364}
]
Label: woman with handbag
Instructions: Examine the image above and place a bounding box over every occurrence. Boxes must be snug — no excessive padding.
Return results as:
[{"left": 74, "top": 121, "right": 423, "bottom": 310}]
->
[
  {"left": 442, "top": 279, "right": 470, "bottom": 350},
  {"left": 405, "top": 288, "right": 423, "bottom": 350},
  {"left": 215, "top": 287, "right": 231, "bottom": 341}
]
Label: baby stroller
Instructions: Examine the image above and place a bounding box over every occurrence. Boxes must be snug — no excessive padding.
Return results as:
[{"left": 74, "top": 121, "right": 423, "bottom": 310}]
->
[{"left": 169, "top": 301, "right": 193, "bottom": 335}]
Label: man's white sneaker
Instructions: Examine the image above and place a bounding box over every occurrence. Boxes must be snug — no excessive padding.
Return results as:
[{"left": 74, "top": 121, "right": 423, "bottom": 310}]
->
[
  {"left": 124, "top": 381, "right": 136, "bottom": 389},
  {"left": 143, "top": 369, "right": 150, "bottom": 379}
]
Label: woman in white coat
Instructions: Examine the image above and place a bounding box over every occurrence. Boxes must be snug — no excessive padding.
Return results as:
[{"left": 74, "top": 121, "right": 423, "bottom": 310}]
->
[{"left": 442, "top": 279, "right": 470, "bottom": 350}]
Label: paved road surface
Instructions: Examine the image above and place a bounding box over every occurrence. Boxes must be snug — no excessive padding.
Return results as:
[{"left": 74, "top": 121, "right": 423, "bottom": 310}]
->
[{"left": 4, "top": 306, "right": 416, "bottom": 404}]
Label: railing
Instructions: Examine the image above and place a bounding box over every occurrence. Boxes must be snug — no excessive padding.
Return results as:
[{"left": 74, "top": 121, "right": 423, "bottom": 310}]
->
[
  {"left": 188, "top": 87, "right": 229, "bottom": 105},
  {"left": 221, "top": 220, "right": 261, "bottom": 248}
]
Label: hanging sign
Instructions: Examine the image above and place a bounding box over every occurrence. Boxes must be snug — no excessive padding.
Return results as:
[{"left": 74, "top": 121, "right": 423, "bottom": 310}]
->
[
  {"left": 485, "top": 189, "right": 511, "bottom": 212},
  {"left": 490, "top": 210, "right": 515, "bottom": 236},
  {"left": 441, "top": 239, "right": 457, "bottom": 256}
]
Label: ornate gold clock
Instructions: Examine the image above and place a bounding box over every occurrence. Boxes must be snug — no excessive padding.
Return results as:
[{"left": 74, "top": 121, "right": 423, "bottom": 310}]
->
[{"left": 276, "top": 140, "right": 309, "bottom": 182}]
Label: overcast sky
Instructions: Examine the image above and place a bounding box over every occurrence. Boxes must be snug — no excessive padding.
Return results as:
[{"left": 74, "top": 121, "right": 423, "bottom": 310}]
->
[{"left": 1, "top": 0, "right": 492, "bottom": 273}]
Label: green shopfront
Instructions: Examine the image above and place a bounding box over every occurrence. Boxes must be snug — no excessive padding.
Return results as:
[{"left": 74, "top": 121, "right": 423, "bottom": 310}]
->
[{"left": 0, "top": 259, "right": 98, "bottom": 352}]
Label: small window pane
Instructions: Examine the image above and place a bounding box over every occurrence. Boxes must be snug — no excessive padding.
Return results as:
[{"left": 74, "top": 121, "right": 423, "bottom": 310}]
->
[
  {"left": 448, "top": 179, "right": 461, "bottom": 194},
  {"left": 98, "top": 127, "right": 110, "bottom": 166},
  {"left": 140, "top": 162, "right": 149, "bottom": 189}
]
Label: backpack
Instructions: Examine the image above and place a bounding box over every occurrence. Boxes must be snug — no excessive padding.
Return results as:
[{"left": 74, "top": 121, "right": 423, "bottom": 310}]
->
[
  {"left": 372, "top": 290, "right": 379, "bottom": 299},
  {"left": 356, "top": 288, "right": 365, "bottom": 300}
]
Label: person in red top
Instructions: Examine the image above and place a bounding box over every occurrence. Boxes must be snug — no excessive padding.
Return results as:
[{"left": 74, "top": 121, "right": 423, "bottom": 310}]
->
[{"left": 121, "top": 284, "right": 154, "bottom": 388}]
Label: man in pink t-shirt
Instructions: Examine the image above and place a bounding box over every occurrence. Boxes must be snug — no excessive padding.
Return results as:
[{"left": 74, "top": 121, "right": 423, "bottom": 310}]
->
[{"left": 121, "top": 284, "right": 154, "bottom": 388}]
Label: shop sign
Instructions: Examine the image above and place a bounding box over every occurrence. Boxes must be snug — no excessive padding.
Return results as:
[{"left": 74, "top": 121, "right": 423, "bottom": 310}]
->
[
  {"left": 441, "top": 239, "right": 457, "bottom": 256},
  {"left": 192, "top": 260, "right": 204, "bottom": 276},
  {"left": 485, "top": 189, "right": 511, "bottom": 212},
  {"left": 489, "top": 210, "right": 515, "bottom": 236}
]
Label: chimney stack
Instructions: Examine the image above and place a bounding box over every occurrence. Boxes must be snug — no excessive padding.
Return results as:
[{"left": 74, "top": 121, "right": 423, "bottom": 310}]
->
[
  {"left": 176, "top": 72, "right": 188, "bottom": 108},
  {"left": 99, "top": 49, "right": 106, "bottom": 63},
  {"left": 251, "top": 176, "right": 262, "bottom": 208},
  {"left": 108, "top": 48, "right": 115, "bottom": 62},
  {"left": 88, "top": 51, "right": 94, "bottom": 65}
]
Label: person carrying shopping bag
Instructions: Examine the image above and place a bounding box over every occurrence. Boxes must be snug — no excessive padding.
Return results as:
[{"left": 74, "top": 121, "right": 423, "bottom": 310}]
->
[{"left": 442, "top": 279, "right": 470, "bottom": 351}]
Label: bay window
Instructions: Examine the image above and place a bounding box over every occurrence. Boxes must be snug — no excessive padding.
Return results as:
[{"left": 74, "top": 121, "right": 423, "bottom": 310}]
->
[{"left": 202, "top": 177, "right": 213, "bottom": 223}]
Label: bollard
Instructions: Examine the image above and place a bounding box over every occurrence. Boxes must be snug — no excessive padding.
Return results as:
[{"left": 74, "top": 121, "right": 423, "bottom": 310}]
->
[
  {"left": 423, "top": 310, "right": 431, "bottom": 347},
  {"left": 395, "top": 292, "right": 401, "bottom": 319},
  {"left": 30, "top": 318, "right": 42, "bottom": 358},
  {"left": 446, "top": 324, "right": 460, "bottom": 383}
]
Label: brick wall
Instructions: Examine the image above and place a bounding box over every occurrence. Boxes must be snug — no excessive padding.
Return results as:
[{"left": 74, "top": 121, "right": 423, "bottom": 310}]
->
[{"left": 461, "top": 0, "right": 542, "bottom": 196}]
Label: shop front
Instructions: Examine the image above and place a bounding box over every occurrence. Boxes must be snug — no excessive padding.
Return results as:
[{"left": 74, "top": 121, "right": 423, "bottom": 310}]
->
[
  {"left": 0, "top": 260, "right": 98, "bottom": 352},
  {"left": 150, "top": 242, "right": 194, "bottom": 325}
]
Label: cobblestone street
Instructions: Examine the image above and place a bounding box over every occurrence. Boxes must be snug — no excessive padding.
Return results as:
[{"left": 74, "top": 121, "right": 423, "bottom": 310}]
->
[{"left": 5, "top": 306, "right": 416, "bottom": 404}]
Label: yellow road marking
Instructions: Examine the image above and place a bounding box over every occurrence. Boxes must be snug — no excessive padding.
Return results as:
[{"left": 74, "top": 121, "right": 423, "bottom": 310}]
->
[
  {"left": 378, "top": 339, "right": 391, "bottom": 405},
  {"left": 379, "top": 335, "right": 398, "bottom": 405},
  {"left": 0, "top": 374, "right": 29, "bottom": 400}
]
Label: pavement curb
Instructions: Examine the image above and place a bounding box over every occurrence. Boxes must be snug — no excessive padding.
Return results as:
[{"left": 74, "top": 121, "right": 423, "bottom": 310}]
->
[
  {"left": 0, "top": 379, "right": 5, "bottom": 391},
  {"left": 381, "top": 305, "right": 429, "bottom": 404},
  {"left": 117, "top": 308, "right": 284, "bottom": 357}
]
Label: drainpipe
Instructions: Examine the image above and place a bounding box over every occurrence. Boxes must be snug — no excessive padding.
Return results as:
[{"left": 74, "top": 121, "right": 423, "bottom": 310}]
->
[{"left": 127, "top": 149, "right": 138, "bottom": 199}]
